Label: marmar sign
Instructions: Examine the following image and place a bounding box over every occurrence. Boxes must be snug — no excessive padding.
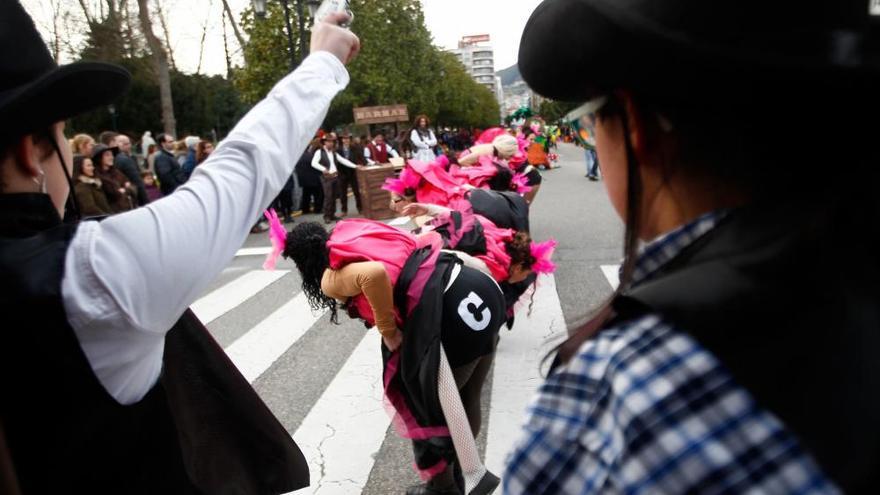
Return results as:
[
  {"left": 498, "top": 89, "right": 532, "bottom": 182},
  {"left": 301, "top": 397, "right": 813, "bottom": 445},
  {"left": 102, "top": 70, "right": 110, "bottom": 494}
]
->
[{"left": 353, "top": 105, "right": 410, "bottom": 125}]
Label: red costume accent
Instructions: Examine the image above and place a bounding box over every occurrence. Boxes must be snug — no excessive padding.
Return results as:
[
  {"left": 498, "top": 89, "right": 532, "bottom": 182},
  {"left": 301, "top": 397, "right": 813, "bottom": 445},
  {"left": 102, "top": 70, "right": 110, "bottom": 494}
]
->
[{"left": 367, "top": 142, "right": 390, "bottom": 163}]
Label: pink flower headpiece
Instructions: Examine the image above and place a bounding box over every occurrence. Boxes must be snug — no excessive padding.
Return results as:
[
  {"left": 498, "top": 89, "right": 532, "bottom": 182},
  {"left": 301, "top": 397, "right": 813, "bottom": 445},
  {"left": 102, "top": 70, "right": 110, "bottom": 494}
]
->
[
  {"left": 508, "top": 136, "right": 529, "bottom": 169},
  {"left": 382, "top": 166, "right": 421, "bottom": 196},
  {"left": 262, "top": 209, "right": 288, "bottom": 271},
  {"left": 511, "top": 173, "right": 532, "bottom": 194},
  {"left": 530, "top": 239, "right": 557, "bottom": 275},
  {"left": 476, "top": 127, "right": 507, "bottom": 145}
]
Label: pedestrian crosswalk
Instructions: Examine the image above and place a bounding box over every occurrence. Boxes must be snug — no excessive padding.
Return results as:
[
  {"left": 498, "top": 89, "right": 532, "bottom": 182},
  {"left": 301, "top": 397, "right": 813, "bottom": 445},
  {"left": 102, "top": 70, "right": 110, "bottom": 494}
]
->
[{"left": 191, "top": 261, "right": 620, "bottom": 494}]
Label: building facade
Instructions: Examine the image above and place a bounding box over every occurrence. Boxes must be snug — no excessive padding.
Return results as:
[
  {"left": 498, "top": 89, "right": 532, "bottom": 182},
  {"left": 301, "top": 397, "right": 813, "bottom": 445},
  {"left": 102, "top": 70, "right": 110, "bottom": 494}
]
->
[{"left": 450, "top": 34, "right": 499, "bottom": 98}]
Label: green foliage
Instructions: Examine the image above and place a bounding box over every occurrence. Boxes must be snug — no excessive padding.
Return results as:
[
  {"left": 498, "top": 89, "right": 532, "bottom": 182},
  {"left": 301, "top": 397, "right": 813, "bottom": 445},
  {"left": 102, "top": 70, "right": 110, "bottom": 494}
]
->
[
  {"left": 537, "top": 99, "right": 580, "bottom": 123},
  {"left": 234, "top": 4, "right": 301, "bottom": 106},
  {"left": 236, "top": 0, "right": 500, "bottom": 129},
  {"left": 68, "top": 6, "right": 246, "bottom": 140}
]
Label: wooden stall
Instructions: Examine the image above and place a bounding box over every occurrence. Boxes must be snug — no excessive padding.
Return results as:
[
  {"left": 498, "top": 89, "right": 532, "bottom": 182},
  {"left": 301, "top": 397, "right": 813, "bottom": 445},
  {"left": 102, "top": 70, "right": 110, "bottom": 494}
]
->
[{"left": 353, "top": 105, "right": 409, "bottom": 220}]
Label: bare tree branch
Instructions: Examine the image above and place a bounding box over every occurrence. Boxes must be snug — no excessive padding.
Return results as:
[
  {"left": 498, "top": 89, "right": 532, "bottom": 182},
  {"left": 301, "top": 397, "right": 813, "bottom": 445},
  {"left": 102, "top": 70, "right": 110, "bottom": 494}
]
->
[
  {"left": 196, "top": 0, "right": 214, "bottom": 74},
  {"left": 77, "top": 0, "right": 94, "bottom": 24},
  {"left": 220, "top": 0, "right": 246, "bottom": 54},
  {"left": 221, "top": 7, "right": 233, "bottom": 77},
  {"left": 136, "top": 0, "right": 176, "bottom": 135},
  {"left": 153, "top": 0, "right": 177, "bottom": 71}
]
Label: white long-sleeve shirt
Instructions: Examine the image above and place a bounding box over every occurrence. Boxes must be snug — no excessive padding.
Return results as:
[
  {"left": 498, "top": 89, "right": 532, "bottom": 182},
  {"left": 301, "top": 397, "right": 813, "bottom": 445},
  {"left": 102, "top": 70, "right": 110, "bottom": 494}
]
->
[
  {"left": 363, "top": 142, "right": 400, "bottom": 165},
  {"left": 61, "top": 52, "right": 349, "bottom": 405},
  {"left": 410, "top": 129, "right": 437, "bottom": 151},
  {"left": 311, "top": 147, "right": 357, "bottom": 174}
]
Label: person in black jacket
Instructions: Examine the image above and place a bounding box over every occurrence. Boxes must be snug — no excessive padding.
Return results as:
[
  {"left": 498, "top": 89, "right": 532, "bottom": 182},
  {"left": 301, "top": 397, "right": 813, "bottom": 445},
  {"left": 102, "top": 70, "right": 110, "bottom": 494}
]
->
[
  {"left": 114, "top": 134, "right": 149, "bottom": 206},
  {"left": 295, "top": 139, "right": 323, "bottom": 214},
  {"left": 154, "top": 133, "right": 186, "bottom": 196}
]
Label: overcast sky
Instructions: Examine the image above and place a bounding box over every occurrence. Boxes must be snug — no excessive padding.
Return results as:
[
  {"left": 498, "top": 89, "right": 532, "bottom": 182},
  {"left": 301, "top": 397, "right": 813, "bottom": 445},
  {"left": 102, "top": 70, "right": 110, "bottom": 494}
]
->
[{"left": 23, "top": 0, "right": 544, "bottom": 76}]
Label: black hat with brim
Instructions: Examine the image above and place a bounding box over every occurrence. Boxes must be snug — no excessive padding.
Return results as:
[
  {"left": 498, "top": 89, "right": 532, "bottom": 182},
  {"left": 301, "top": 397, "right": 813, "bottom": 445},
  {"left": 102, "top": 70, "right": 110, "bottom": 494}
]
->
[
  {"left": 90, "top": 143, "right": 120, "bottom": 163},
  {"left": 518, "top": 0, "right": 880, "bottom": 105},
  {"left": 0, "top": 2, "right": 130, "bottom": 143}
]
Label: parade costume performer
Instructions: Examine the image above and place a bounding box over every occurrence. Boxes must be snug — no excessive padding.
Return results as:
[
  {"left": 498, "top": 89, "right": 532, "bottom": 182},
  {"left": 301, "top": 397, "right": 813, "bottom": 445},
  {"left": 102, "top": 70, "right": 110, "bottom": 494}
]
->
[
  {"left": 364, "top": 131, "right": 401, "bottom": 165},
  {"left": 385, "top": 158, "right": 532, "bottom": 233},
  {"left": 410, "top": 115, "right": 439, "bottom": 163},
  {"left": 510, "top": 127, "right": 544, "bottom": 204},
  {"left": 266, "top": 216, "right": 503, "bottom": 495},
  {"left": 403, "top": 202, "right": 557, "bottom": 323},
  {"left": 504, "top": 0, "right": 880, "bottom": 493},
  {"left": 311, "top": 132, "right": 358, "bottom": 223},
  {"left": 0, "top": 5, "right": 359, "bottom": 493}
]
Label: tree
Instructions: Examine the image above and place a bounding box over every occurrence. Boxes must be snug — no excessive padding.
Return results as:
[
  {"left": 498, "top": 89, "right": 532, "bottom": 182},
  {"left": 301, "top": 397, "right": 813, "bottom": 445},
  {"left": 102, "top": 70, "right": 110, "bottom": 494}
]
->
[
  {"left": 233, "top": 4, "right": 296, "bottom": 106},
  {"left": 537, "top": 99, "right": 579, "bottom": 123},
  {"left": 233, "top": 1, "right": 499, "bottom": 130},
  {"left": 136, "top": 0, "right": 176, "bottom": 135}
]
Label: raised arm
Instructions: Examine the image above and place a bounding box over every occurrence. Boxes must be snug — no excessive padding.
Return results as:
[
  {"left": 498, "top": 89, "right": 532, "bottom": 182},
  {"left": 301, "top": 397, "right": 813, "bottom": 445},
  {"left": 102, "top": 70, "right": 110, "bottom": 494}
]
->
[{"left": 61, "top": 24, "right": 358, "bottom": 405}]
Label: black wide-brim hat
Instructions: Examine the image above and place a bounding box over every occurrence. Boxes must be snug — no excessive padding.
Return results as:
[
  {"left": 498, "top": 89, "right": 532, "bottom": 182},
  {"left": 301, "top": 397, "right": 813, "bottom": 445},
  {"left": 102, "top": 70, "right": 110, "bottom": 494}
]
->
[
  {"left": 91, "top": 144, "right": 120, "bottom": 163},
  {"left": 0, "top": 2, "right": 131, "bottom": 143},
  {"left": 519, "top": 0, "right": 880, "bottom": 105}
]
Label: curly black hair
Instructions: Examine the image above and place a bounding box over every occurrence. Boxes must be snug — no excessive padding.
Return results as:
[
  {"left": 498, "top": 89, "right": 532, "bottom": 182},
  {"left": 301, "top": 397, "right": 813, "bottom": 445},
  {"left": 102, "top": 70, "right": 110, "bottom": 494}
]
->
[
  {"left": 283, "top": 222, "right": 339, "bottom": 324},
  {"left": 486, "top": 165, "right": 515, "bottom": 192}
]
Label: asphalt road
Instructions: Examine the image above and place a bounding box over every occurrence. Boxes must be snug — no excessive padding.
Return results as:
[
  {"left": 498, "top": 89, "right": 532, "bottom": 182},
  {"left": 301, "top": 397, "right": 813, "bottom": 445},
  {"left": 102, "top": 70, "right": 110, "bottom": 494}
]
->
[{"left": 197, "top": 142, "right": 624, "bottom": 494}]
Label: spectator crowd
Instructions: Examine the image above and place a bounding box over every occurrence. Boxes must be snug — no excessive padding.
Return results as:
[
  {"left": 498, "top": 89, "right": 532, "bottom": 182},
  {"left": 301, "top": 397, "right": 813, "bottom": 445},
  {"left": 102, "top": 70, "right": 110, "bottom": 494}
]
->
[{"left": 67, "top": 130, "right": 215, "bottom": 217}]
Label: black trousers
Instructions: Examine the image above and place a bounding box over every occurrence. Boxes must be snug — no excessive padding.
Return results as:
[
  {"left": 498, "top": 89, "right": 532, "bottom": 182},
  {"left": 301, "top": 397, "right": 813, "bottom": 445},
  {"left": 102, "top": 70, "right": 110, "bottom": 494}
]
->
[
  {"left": 299, "top": 186, "right": 323, "bottom": 214},
  {"left": 338, "top": 170, "right": 361, "bottom": 213},
  {"left": 321, "top": 175, "right": 341, "bottom": 221}
]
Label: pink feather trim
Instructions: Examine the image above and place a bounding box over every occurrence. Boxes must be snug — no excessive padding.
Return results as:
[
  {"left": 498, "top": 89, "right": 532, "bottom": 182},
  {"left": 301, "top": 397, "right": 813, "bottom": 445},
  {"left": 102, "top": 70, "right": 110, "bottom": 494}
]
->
[
  {"left": 262, "top": 209, "right": 287, "bottom": 271},
  {"left": 382, "top": 177, "right": 408, "bottom": 196},
  {"left": 511, "top": 173, "right": 533, "bottom": 194},
  {"left": 476, "top": 127, "right": 507, "bottom": 145},
  {"left": 530, "top": 238, "right": 557, "bottom": 275}
]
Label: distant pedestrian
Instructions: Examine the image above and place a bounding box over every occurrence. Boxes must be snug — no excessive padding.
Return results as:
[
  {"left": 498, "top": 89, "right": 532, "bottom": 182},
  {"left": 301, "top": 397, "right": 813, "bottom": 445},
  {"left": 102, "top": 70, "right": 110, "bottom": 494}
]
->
[
  {"left": 364, "top": 131, "right": 400, "bottom": 165},
  {"left": 70, "top": 133, "right": 95, "bottom": 157},
  {"left": 141, "top": 170, "right": 163, "bottom": 202},
  {"left": 295, "top": 139, "right": 323, "bottom": 214},
  {"left": 154, "top": 133, "right": 187, "bottom": 196},
  {"left": 72, "top": 155, "right": 113, "bottom": 217},
  {"left": 92, "top": 144, "right": 136, "bottom": 213},
  {"left": 114, "top": 133, "right": 150, "bottom": 205},
  {"left": 311, "top": 132, "right": 358, "bottom": 223},
  {"left": 196, "top": 140, "right": 214, "bottom": 165},
  {"left": 409, "top": 114, "right": 438, "bottom": 163},
  {"left": 337, "top": 133, "right": 364, "bottom": 215},
  {"left": 140, "top": 130, "right": 156, "bottom": 155}
]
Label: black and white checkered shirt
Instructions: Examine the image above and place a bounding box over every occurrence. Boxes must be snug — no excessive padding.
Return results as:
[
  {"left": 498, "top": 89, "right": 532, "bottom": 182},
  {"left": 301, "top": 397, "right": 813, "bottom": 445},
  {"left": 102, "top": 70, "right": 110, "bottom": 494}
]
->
[{"left": 504, "top": 211, "right": 838, "bottom": 494}]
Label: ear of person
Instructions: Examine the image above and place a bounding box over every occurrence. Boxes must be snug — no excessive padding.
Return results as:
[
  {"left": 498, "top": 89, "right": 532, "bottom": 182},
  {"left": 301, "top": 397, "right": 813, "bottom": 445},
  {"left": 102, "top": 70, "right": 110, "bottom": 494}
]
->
[{"left": 12, "top": 134, "right": 42, "bottom": 182}]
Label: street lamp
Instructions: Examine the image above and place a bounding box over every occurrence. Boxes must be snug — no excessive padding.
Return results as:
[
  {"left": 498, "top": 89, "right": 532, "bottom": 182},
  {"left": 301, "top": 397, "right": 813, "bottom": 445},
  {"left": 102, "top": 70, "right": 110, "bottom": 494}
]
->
[
  {"left": 252, "top": 0, "right": 323, "bottom": 71},
  {"left": 108, "top": 104, "right": 117, "bottom": 131}
]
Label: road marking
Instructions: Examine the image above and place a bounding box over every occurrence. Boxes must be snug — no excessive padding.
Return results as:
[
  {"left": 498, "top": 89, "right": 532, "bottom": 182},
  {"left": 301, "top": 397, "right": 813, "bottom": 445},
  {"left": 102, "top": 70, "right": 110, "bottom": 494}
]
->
[
  {"left": 224, "top": 291, "right": 326, "bottom": 383},
  {"left": 484, "top": 274, "right": 568, "bottom": 476},
  {"left": 601, "top": 264, "right": 621, "bottom": 290},
  {"left": 292, "top": 330, "right": 389, "bottom": 494},
  {"left": 235, "top": 246, "right": 274, "bottom": 257},
  {"left": 191, "top": 270, "right": 288, "bottom": 324}
]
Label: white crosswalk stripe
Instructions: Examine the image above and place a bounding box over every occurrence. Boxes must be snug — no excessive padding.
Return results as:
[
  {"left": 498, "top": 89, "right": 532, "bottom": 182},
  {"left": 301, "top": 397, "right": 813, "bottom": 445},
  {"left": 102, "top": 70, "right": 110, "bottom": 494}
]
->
[
  {"left": 291, "top": 330, "right": 388, "bottom": 494},
  {"left": 187, "top": 264, "right": 617, "bottom": 494},
  {"left": 225, "top": 291, "right": 326, "bottom": 383},
  {"left": 484, "top": 274, "right": 568, "bottom": 476},
  {"left": 192, "top": 269, "right": 288, "bottom": 324}
]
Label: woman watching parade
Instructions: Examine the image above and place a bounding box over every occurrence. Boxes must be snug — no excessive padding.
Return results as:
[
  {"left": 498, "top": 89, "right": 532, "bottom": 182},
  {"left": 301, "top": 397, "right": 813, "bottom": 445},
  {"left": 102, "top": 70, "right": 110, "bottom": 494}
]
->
[{"left": 503, "top": 0, "right": 880, "bottom": 493}]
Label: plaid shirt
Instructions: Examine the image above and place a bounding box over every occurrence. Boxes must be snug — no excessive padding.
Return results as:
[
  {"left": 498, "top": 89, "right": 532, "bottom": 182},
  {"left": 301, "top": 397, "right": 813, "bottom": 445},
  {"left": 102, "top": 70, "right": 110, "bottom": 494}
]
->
[{"left": 503, "top": 211, "right": 838, "bottom": 494}]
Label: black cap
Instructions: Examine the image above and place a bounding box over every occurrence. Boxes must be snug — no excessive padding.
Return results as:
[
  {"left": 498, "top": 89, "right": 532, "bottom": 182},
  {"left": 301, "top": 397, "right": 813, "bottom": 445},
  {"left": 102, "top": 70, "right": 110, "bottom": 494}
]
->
[
  {"left": 518, "top": 0, "right": 880, "bottom": 104},
  {"left": 0, "top": 1, "right": 131, "bottom": 142}
]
